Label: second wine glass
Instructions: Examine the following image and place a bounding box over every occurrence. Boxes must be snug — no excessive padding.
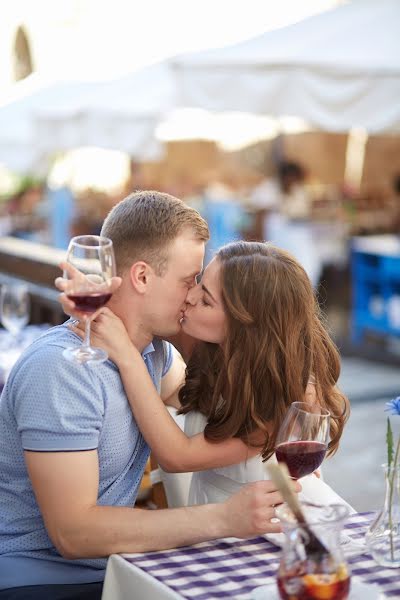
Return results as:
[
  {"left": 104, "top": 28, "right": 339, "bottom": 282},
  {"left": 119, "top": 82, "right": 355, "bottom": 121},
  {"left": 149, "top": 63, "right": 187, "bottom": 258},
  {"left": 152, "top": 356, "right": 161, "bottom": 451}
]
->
[
  {"left": 62, "top": 235, "right": 116, "bottom": 365},
  {"left": 0, "top": 284, "right": 30, "bottom": 339},
  {"left": 275, "top": 402, "right": 330, "bottom": 479}
]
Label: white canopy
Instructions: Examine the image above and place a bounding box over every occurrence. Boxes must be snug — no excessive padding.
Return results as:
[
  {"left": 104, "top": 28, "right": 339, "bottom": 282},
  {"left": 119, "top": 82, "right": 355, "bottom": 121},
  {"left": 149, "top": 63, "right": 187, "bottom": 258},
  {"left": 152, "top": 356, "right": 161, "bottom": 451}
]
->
[
  {"left": 0, "top": 63, "right": 175, "bottom": 172},
  {"left": 35, "top": 63, "right": 175, "bottom": 159},
  {"left": 172, "top": 0, "right": 400, "bottom": 133},
  {"left": 0, "top": 75, "right": 98, "bottom": 172}
]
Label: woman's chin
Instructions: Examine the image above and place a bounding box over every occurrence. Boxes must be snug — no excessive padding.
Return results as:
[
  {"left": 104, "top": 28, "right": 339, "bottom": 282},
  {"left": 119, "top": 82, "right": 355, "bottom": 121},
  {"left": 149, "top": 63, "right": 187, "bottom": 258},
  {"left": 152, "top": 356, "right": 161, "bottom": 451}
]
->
[{"left": 181, "top": 318, "right": 194, "bottom": 334}]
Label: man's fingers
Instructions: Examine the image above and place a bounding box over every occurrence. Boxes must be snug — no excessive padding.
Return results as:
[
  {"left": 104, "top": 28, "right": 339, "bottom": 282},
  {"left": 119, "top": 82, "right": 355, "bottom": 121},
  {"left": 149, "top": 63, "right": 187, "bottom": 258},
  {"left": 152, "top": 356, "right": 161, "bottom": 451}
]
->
[
  {"left": 263, "top": 491, "right": 284, "bottom": 507},
  {"left": 56, "top": 270, "right": 121, "bottom": 295},
  {"left": 264, "top": 522, "right": 282, "bottom": 534}
]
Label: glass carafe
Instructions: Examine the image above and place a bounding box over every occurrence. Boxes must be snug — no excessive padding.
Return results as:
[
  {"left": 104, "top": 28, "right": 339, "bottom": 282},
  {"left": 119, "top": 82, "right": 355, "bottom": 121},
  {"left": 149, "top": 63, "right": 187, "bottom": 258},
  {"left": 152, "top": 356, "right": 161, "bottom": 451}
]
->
[
  {"left": 366, "top": 463, "right": 400, "bottom": 568},
  {"left": 275, "top": 502, "right": 351, "bottom": 600}
]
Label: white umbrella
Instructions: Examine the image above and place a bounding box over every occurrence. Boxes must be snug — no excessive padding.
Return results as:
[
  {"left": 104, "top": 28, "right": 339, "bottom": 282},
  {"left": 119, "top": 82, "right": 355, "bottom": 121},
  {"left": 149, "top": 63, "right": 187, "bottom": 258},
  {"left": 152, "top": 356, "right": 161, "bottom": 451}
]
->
[
  {"left": 35, "top": 62, "right": 176, "bottom": 159},
  {"left": 0, "top": 62, "right": 176, "bottom": 172},
  {"left": 0, "top": 74, "right": 97, "bottom": 172},
  {"left": 172, "top": 0, "right": 400, "bottom": 133}
]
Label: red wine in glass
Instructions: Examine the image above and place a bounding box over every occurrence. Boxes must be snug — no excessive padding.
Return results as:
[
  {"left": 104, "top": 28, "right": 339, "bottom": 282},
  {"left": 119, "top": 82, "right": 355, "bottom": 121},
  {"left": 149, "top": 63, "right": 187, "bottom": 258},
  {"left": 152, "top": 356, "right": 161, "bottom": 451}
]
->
[
  {"left": 275, "top": 440, "right": 327, "bottom": 479},
  {"left": 62, "top": 235, "right": 116, "bottom": 365},
  {"left": 276, "top": 402, "right": 330, "bottom": 479},
  {"left": 67, "top": 292, "right": 112, "bottom": 313}
]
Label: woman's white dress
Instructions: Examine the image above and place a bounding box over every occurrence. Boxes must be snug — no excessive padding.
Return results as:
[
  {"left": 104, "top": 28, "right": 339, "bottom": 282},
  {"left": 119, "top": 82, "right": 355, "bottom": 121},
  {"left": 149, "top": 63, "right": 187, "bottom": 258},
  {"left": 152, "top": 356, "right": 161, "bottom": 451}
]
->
[{"left": 184, "top": 411, "right": 354, "bottom": 513}]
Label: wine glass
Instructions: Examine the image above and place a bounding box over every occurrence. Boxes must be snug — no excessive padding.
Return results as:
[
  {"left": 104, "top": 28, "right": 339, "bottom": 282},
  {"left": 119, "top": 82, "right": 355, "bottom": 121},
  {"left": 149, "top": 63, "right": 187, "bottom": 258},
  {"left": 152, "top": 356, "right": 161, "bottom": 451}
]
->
[
  {"left": 0, "top": 284, "right": 30, "bottom": 382},
  {"left": 62, "top": 235, "right": 116, "bottom": 365},
  {"left": 275, "top": 402, "right": 330, "bottom": 479},
  {"left": 0, "top": 284, "right": 30, "bottom": 339}
]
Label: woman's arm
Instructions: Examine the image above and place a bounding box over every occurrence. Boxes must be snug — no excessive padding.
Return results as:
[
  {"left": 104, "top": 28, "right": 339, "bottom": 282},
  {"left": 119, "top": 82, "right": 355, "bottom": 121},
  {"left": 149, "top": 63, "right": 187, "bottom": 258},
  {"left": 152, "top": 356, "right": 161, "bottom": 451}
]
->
[{"left": 70, "top": 310, "right": 260, "bottom": 473}]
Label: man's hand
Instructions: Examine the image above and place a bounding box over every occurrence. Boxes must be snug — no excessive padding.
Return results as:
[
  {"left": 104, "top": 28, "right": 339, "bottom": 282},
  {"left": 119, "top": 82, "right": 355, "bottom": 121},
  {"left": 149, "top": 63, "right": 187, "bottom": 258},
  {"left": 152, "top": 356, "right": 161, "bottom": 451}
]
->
[
  {"left": 55, "top": 262, "right": 122, "bottom": 321},
  {"left": 222, "top": 479, "right": 301, "bottom": 538}
]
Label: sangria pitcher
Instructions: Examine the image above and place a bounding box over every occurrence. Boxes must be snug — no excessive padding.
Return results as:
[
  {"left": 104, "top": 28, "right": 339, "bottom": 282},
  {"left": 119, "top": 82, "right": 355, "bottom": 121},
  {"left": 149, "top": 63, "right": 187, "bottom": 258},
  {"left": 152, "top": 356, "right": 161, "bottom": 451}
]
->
[{"left": 275, "top": 502, "right": 351, "bottom": 600}]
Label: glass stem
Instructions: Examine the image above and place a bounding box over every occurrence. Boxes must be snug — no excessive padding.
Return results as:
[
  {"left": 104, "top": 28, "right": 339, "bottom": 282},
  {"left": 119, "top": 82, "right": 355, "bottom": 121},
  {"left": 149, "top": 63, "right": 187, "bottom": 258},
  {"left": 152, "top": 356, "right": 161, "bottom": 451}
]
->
[{"left": 83, "top": 317, "right": 91, "bottom": 349}]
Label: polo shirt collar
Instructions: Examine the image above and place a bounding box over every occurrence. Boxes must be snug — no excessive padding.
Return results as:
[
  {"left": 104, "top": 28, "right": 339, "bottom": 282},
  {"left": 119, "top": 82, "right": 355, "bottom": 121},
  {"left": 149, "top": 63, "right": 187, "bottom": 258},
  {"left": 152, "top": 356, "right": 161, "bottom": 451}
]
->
[{"left": 142, "top": 342, "right": 155, "bottom": 357}]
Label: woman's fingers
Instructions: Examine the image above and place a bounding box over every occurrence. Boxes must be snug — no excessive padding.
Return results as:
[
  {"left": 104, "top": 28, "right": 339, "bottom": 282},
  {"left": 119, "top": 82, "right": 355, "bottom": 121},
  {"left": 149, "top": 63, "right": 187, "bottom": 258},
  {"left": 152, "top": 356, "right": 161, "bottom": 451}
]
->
[
  {"left": 56, "top": 263, "right": 121, "bottom": 295},
  {"left": 55, "top": 278, "right": 68, "bottom": 292},
  {"left": 59, "top": 261, "right": 85, "bottom": 280},
  {"left": 58, "top": 292, "right": 89, "bottom": 320},
  {"left": 109, "top": 277, "right": 122, "bottom": 293},
  {"left": 59, "top": 292, "right": 75, "bottom": 311},
  {"left": 69, "top": 325, "right": 84, "bottom": 338}
]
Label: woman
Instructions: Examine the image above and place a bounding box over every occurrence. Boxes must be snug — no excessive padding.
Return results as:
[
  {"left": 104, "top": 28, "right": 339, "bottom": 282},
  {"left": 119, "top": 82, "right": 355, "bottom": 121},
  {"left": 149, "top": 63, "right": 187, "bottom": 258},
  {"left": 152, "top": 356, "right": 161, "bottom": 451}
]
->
[{"left": 64, "top": 241, "right": 350, "bottom": 507}]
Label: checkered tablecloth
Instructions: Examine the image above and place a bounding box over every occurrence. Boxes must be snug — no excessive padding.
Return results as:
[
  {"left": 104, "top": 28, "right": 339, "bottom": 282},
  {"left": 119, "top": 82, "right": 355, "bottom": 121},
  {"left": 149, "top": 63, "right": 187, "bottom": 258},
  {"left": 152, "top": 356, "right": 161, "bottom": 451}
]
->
[{"left": 119, "top": 513, "right": 400, "bottom": 599}]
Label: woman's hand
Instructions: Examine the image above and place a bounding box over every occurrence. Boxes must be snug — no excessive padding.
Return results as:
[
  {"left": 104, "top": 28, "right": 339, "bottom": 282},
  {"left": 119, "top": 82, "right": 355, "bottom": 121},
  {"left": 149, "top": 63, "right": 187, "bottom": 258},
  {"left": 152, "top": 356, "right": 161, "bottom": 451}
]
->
[
  {"left": 55, "top": 262, "right": 122, "bottom": 321},
  {"left": 69, "top": 307, "right": 137, "bottom": 366}
]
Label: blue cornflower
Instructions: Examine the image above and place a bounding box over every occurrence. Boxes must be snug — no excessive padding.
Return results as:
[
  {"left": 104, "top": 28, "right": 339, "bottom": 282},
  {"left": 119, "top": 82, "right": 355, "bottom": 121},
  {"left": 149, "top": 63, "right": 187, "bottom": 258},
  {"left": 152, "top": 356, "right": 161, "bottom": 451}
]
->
[{"left": 385, "top": 397, "right": 400, "bottom": 416}]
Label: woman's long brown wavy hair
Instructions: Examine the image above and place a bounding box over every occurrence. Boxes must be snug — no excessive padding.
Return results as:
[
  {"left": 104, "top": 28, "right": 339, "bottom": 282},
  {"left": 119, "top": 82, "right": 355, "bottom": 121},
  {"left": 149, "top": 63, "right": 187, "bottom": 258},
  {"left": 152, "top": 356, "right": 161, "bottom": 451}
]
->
[{"left": 179, "top": 241, "right": 349, "bottom": 461}]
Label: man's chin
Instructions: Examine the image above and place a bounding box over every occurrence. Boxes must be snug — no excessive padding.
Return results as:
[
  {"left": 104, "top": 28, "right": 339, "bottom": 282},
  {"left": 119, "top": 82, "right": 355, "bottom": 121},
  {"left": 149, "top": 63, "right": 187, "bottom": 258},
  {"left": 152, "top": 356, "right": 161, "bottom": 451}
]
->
[{"left": 156, "top": 322, "right": 182, "bottom": 340}]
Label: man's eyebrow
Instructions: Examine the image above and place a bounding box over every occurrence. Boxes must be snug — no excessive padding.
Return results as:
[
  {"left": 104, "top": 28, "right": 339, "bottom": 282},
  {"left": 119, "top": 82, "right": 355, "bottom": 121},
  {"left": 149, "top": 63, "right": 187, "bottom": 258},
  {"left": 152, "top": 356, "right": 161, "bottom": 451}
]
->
[{"left": 202, "top": 283, "right": 216, "bottom": 303}]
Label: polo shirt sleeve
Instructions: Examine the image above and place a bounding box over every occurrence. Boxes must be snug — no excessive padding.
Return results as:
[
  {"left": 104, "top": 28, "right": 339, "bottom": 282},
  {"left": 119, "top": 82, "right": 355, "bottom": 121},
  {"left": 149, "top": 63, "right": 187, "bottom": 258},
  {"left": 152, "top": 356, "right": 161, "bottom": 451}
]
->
[
  {"left": 161, "top": 341, "right": 173, "bottom": 377},
  {"left": 11, "top": 344, "right": 104, "bottom": 452}
]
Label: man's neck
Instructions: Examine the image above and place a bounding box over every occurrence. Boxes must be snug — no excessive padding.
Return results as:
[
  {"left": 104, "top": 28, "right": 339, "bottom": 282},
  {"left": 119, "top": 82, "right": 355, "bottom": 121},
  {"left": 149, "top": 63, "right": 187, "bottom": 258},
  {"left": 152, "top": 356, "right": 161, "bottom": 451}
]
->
[{"left": 107, "top": 296, "right": 153, "bottom": 354}]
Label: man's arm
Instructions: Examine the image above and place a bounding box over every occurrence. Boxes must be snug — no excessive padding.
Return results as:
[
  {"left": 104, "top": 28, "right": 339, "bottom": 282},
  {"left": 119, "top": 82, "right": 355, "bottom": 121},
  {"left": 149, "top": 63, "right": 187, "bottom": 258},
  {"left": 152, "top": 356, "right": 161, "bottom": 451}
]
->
[{"left": 25, "top": 450, "right": 291, "bottom": 559}]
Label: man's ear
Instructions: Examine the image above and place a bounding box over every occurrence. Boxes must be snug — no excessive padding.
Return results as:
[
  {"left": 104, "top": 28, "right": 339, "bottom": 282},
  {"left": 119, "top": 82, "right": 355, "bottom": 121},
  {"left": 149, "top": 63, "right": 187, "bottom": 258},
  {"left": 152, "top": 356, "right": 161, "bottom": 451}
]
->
[{"left": 129, "top": 261, "right": 154, "bottom": 294}]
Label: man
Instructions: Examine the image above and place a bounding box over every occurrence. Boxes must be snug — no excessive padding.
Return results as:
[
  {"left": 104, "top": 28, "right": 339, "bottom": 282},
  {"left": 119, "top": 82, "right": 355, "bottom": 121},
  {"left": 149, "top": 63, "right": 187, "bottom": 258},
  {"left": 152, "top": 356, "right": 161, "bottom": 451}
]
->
[{"left": 0, "top": 191, "right": 291, "bottom": 599}]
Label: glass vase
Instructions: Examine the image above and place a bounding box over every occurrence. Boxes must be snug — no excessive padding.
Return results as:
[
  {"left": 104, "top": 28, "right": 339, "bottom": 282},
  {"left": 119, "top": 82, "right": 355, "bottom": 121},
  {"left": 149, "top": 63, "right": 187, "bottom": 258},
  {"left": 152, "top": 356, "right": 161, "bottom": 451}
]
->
[{"left": 366, "top": 463, "right": 400, "bottom": 568}]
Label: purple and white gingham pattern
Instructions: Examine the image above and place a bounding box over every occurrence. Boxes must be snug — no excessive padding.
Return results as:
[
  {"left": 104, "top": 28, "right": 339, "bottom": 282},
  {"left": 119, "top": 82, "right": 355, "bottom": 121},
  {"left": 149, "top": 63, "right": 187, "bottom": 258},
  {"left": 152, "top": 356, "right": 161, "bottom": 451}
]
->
[{"left": 124, "top": 513, "right": 400, "bottom": 599}]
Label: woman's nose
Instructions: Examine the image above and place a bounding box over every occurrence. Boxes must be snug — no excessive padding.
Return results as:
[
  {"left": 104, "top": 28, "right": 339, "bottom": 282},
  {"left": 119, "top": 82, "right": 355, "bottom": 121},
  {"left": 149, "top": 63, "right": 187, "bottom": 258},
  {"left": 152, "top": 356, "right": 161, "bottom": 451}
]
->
[{"left": 186, "top": 284, "right": 200, "bottom": 306}]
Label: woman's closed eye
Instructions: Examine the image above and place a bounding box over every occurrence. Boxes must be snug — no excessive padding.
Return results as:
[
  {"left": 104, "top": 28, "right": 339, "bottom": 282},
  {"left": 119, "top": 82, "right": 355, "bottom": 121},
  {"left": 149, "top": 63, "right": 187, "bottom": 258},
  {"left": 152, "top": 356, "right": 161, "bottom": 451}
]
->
[{"left": 201, "top": 296, "right": 211, "bottom": 307}]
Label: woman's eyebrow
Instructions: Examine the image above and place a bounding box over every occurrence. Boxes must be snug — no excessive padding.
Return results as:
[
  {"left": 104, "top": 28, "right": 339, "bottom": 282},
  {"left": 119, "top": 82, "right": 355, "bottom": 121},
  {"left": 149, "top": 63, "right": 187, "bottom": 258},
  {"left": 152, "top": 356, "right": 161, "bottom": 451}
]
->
[{"left": 201, "top": 283, "right": 217, "bottom": 303}]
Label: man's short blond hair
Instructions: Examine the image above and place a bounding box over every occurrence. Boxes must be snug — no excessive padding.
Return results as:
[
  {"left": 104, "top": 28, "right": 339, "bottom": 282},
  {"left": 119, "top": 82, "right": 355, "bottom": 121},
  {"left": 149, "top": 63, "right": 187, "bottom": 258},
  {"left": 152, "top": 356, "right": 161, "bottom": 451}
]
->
[{"left": 101, "top": 190, "right": 209, "bottom": 275}]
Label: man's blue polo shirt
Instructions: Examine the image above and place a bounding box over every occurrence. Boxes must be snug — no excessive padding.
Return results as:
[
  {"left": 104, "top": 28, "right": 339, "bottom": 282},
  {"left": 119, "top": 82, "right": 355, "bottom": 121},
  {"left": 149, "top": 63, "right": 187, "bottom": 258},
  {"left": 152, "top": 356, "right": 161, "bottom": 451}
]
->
[{"left": 0, "top": 323, "right": 172, "bottom": 589}]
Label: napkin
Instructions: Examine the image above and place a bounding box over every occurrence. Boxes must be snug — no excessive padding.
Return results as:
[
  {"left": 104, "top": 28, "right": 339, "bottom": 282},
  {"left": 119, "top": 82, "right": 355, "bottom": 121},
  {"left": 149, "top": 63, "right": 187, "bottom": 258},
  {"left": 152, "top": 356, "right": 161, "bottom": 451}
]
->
[{"left": 298, "top": 474, "right": 356, "bottom": 514}]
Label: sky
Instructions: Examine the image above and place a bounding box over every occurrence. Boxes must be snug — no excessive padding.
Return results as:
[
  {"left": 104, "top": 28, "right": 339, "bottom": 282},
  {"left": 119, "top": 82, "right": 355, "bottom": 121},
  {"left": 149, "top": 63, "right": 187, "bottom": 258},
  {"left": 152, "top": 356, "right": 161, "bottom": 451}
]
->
[
  {"left": 2, "top": 0, "right": 344, "bottom": 79},
  {"left": 70, "top": 0, "right": 344, "bottom": 77}
]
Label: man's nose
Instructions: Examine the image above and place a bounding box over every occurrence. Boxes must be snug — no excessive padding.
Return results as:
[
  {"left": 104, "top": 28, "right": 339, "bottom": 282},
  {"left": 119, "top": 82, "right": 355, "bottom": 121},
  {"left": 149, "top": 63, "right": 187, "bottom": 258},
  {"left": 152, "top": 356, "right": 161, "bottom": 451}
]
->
[{"left": 186, "top": 284, "right": 200, "bottom": 306}]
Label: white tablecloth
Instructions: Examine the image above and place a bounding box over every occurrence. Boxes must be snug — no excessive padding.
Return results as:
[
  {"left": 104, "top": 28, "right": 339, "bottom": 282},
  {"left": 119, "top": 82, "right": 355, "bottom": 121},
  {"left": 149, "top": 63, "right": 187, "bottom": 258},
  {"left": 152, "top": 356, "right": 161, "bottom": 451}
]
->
[
  {"left": 101, "top": 514, "right": 400, "bottom": 600},
  {"left": 102, "top": 555, "right": 181, "bottom": 600}
]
